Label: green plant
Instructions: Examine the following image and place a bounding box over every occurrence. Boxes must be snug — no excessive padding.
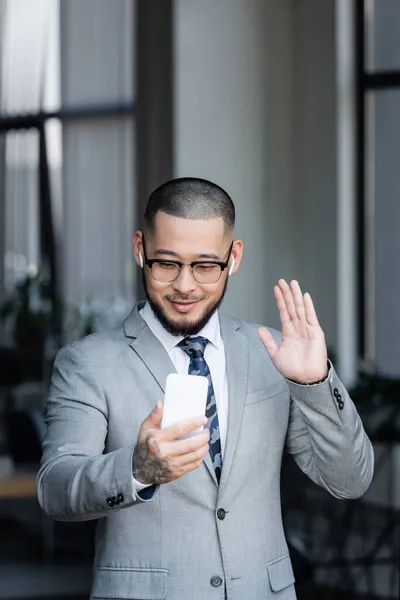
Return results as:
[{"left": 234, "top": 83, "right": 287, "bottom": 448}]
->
[{"left": 0, "top": 271, "right": 59, "bottom": 350}]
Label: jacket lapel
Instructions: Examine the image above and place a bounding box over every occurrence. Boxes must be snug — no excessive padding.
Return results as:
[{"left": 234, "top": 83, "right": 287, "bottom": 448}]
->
[
  {"left": 124, "top": 305, "right": 176, "bottom": 394},
  {"left": 219, "top": 315, "right": 249, "bottom": 492}
]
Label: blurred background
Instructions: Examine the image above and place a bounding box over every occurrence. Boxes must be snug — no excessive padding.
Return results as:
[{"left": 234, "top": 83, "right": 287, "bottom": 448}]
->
[{"left": 0, "top": 0, "right": 399, "bottom": 598}]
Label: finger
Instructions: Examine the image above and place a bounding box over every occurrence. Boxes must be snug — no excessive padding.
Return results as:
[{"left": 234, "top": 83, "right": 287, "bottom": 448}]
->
[
  {"left": 258, "top": 327, "right": 279, "bottom": 360},
  {"left": 278, "top": 279, "right": 298, "bottom": 322},
  {"left": 143, "top": 400, "right": 163, "bottom": 429},
  {"left": 173, "top": 442, "right": 210, "bottom": 468},
  {"left": 290, "top": 280, "right": 306, "bottom": 321},
  {"left": 165, "top": 429, "right": 210, "bottom": 457},
  {"left": 274, "top": 284, "right": 291, "bottom": 326},
  {"left": 160, "top": 416, "right": 208, "bottom": 442},
  {"left": 172, "top": 456, "right": 205, "bottom": 479},
  {"left": 304, "top": 292, "right": 320, "bottom": 326},
  {"left": 164, "top": 449, "right": 208, "bottom": 481}
]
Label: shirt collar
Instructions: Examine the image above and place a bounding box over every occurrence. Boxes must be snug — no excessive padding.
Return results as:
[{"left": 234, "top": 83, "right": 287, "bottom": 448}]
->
[{"left": 140, "top": 301, "right": 222, "bottom": 353}]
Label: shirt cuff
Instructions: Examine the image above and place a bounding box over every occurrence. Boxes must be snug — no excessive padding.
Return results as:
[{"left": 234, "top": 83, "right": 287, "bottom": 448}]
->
[
  {"left": 132, "top": 475, "right": 152, "bottom": 493},
  {"left": 137, "top": 485, "right": 158, "bottom": 501}
]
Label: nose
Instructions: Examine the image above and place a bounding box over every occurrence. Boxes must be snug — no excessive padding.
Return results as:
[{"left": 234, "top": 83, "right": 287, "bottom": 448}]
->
[{"left": 172, "top": 265, "right": 198, "bottom": 295}]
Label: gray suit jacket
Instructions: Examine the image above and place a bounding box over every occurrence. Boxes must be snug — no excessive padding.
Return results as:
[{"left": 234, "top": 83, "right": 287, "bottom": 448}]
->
[{"left": 37, "top": 305, "right": 374, "bottom": 600}]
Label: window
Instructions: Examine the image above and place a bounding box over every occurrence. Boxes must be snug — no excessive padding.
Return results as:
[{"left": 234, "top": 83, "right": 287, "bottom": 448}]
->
[
  {"left": 0, "top": 0, "right": 136, "bottom": 341},
  {"left": 356, "top": 0, "right": 400, "bottom": 376}
]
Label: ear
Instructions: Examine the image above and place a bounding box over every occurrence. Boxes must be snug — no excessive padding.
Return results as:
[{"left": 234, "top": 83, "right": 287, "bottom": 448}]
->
[
  {"left": 133, "top": 230, "right": 144, "bottom": 268},
  {"left": 228, "top": 240, "right": 243, "bottom": 276}
]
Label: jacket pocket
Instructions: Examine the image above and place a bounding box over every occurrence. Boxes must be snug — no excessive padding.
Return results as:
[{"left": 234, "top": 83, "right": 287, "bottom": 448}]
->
[
  {"left": 92, "top": 567, "right": 168, "bottom": 599},
  {"left": 246, "top": 381, "right": 288, "bottom": 405},
  {"left": 266, "top": 553, "right": 295, "bottom": 592}
]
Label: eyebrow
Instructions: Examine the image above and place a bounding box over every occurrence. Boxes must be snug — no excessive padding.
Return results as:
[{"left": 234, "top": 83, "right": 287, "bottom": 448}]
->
[{"left": 154, "top": 249, "right": 221, "bottom": 260}]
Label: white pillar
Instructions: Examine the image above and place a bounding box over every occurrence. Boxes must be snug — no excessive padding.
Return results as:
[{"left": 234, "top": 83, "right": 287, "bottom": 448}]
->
[
  {"left": 174, "top": 0, "right": 295, "bottom": 326},
  {"left": 335, "top": 0, "right": 357, "bottom": 385}
]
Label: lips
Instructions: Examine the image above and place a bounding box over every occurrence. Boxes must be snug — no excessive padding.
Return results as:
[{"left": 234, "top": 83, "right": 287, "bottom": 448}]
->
[
  {"left": 168, "top": 298, "right": 200, "bottom": 313},
  {"left": 170, "top": 301, "right": 197, "bottom": 313}
]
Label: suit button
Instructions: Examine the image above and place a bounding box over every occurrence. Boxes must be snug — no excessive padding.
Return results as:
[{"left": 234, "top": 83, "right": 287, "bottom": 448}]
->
[
  {"left": 217, "top": 508, "right": 226, "bottom": 520},
  {"left": 333, "top": 388, "right": 344, "bottom": 409},
  {"left": 106, "top": 497, "right": 115, "bottom": 507},
  {"left": 210, "top": 576, "right": 223, "bottom": 588},
  {"left": 117, "top": 493, "right": 124, "bottom": 504}
]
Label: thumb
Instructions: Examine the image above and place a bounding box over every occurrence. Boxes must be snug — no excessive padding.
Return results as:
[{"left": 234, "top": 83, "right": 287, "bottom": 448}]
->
[
  {"left": 144, "top": 400, "right": 163, "bottom": 429},
  {"left": 258, "top": 327, "right": 279, "bottom": 360}
]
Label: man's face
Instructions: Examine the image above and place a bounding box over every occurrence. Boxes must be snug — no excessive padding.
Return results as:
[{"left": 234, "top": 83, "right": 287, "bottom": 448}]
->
[{"left": 133, "top": 212, "right": 242, "bottom": 336}]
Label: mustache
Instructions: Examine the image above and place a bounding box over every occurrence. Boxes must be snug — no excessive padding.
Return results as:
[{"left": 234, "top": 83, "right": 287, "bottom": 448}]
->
[{"left": 165, "top": 294, "right": 205, "bottom": 303}]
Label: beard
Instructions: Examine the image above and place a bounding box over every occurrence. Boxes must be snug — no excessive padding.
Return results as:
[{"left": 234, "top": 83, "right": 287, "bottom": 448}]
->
[{"left": 142, "top": 271, "right": 228, "bottom": 337}]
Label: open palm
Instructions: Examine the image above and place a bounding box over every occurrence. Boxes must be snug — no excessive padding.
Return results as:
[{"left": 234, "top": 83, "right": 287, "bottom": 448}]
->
[{"left": 258, "top": 280, "right": 328, "bottom": 383}]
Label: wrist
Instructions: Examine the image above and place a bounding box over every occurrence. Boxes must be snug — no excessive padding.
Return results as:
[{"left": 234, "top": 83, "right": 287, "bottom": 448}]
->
[
  {"left": 288, "top": 362, "right": 330, "bottom": 385},
  {"left": 132, "top": 447, "right": 149, "bottom": 485}
]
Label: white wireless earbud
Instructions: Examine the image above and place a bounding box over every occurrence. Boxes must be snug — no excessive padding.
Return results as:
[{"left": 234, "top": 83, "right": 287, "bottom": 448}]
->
[
  {"left": 228, "top": 257, "right": 235, "bottom": 276},
  {"left": 139, "top": 250, "right": 144, "bottom": 268}
]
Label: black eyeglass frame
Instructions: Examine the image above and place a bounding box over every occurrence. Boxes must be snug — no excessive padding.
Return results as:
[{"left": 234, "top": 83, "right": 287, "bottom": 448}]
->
[{"left": 141, "top": 235, "right": 234, "bottom": 284}]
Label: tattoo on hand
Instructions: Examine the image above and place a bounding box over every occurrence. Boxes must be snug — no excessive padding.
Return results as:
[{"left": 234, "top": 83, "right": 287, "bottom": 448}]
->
[{"left": 133, "top": 435, "right": 171, "bottom": 485}]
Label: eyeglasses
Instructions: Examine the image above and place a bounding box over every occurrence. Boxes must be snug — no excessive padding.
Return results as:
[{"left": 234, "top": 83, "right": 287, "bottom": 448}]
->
[{"left": 141, "top": 236, "right": 234, "bottom": 284}]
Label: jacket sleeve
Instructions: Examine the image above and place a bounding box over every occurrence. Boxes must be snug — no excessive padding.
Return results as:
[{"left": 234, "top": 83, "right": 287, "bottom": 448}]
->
[
  {"left": 36, "top": 345, "right": 158, "bottom": 522},
  {"left": 285, "top": 362, "right": 374, "bottom": 499}
]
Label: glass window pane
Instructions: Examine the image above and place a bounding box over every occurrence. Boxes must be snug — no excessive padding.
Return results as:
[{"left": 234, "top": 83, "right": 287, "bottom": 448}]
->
[
  {"left": 60, "top": 0, "right": 134, "bottom": 108},
  {"left": 0, "top": 0, "right": 60, "bottom": 115},
  {"left": 3, "top": 129, "right": 40, "bottom": 291},
  {"left": 366, "top": 90, "right": 400, "bottom": 376},
  {"left": 62, "top": 116, "right": 135, "bottom": 324},
  {"left": 366, "top": 0, "right": 400, "bottom": 71}
]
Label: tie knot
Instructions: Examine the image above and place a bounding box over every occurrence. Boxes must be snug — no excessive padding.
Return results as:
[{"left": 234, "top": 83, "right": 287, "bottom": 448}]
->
[{"left": 177, "top": 336, "right": 209, "bottom": 358}]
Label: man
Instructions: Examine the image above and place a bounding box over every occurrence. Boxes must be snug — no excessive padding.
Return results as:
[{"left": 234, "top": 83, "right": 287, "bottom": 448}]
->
[{"left": 37, "top": 178, "right": 374, "bottom": 600}]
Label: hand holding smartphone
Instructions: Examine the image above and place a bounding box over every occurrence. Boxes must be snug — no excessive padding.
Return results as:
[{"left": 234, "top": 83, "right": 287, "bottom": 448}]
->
[
  {"left": 133, "top": 374, "right": 210, "bottom": 485},
  {"left": 161, "top": 373, "right": 208, "bottom": 436}
]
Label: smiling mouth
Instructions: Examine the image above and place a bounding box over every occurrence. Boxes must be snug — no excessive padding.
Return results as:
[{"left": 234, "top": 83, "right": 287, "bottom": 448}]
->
[
  {"left": 168, "top": 299, "right": 201, "bottom": 312},
  {"left": 166, "top": 295, "right": 203, "bottom": 304}
]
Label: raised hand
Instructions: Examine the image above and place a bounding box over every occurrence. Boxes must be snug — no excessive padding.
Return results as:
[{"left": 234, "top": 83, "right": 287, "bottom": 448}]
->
[
  {"left": 132, "top": 401, "right": 210, "bottom": 485},
  {"left": 258, "top": 279, "right": 328, "bottom": 384}
]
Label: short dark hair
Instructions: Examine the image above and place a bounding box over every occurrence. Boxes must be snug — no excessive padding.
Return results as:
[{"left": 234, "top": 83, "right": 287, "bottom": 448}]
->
[{"left": 144, "top": 177, "right": 235, "bottom": 232}]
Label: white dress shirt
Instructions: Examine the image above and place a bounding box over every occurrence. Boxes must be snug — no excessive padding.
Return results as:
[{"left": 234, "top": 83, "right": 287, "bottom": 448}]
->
[{"left": 132, "top": 302, "right": 229, "bottom": 492}]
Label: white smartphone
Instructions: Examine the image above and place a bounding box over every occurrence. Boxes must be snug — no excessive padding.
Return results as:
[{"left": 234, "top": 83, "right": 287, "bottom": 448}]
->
[{"left": 161, "top": 373, "right": 208, "bottom": 436}]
